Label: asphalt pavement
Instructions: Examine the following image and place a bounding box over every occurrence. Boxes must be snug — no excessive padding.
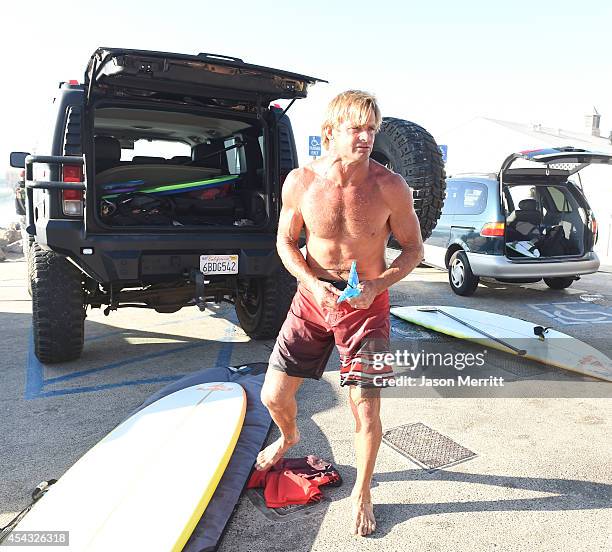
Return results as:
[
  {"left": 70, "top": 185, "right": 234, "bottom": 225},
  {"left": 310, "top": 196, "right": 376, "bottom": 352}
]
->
[{"left": 1, "top": 250, "right": 610, "bottom": 552}]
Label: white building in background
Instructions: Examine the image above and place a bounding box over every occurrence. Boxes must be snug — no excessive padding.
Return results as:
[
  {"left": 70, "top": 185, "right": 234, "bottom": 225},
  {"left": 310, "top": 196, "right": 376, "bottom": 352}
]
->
[{"left": 438, "top": 113, "right": 612, "bottom": 264}]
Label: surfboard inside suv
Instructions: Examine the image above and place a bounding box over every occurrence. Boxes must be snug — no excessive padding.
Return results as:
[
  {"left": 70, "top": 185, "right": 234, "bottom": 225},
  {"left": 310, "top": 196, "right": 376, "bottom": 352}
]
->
[
  {"left": 423, "top": 147, "right": 609, "bottom": 296},
  {"left": 9, "top": 48, "right": 325, "bottom": 363}
]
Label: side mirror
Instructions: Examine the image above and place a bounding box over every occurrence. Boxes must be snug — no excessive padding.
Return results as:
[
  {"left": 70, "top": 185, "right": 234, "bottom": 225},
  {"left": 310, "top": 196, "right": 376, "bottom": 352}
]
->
[{"left": 10, "top": 151, "right": 30, "bottom": 169}]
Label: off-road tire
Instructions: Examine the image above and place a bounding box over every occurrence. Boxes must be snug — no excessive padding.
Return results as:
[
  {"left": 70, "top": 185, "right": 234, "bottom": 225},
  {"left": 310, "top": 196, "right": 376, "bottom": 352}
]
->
[
  {"left": 448, "top": 250, "right": 479, "bottom": 296},
  {"left": 544, "top": 276, "right": 575, "bottom": 290},
  {"left": 372, "top": 117, "right": 446, "bottom": 242},
  {"left": 31, "top": 247, "right": 86, "bottom": 363},
  {"left": 22, "top": 227, "right": 33, "bottom": 258},
  {"left": 235, "top": 266, "right": 297, "bottom": 339},
  {"left": 25, "top": 234, "right": 35, "bottom": 296}
]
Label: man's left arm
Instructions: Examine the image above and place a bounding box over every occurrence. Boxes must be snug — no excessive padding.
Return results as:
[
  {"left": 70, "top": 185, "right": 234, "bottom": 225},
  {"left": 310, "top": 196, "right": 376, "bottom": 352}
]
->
[{"left": 350, "top": 175, "right": 424, "bottom": 308}]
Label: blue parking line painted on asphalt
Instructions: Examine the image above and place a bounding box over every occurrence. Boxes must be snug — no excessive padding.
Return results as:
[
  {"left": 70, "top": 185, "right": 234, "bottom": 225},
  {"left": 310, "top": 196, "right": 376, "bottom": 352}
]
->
[
  {"left": 25, "top": 332, "right": 44, "bottom": 400},
  {"left": 216, "top": 342, "right": 234, "bottom": 368},
  {"left": 528, "top": 301, "right": 612, "bottom": 325},
  {"left": 45, "top": 341, "right": 208, "bottom": 385},
  {"left": 24, "top": 310, "right": 243, "bottom": 398},
  {"left": 35, "top": 374, "right": 186, "bottom": 398},
  {"left": 25, "top": 317, "right": 237, "bottom": 400},
  {"left": 25, "top": 341, "right": 203, "bottom": 399},
  {"left": 214, "top": 311, "right": 239, "bottom": 368}
]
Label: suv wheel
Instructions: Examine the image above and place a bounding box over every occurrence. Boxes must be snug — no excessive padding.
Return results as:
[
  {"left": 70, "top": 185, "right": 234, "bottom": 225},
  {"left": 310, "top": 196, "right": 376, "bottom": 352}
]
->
[
  {"left": 31, "top": 247, "right": 86, "bottom": 363},
  {"left": 544, "top": 277, "right": 575, "bottom": 290},
  {"left": 371, "top": 117, "right": 446, "bottom": 242},
  {"left": 448, "top": 251, "right": 479, "bottom": 296},
  {"left": 235, "top": 267, "right": 297, "bottom": 339}
]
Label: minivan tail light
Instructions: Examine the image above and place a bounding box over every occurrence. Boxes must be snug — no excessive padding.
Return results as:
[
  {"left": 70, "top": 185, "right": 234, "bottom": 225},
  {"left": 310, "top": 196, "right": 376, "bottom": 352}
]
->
[
  {"left": 480, "top": 222, "right": 505, "bottom": 237},
  {"left": 590, "top": 215, "right": 598, "bottom": 244}
]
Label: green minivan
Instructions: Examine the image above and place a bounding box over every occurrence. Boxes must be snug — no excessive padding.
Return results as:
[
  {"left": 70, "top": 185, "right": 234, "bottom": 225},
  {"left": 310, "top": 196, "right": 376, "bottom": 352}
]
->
[{"left": 423, "top": 147, "right": 610, "bottom": 296}]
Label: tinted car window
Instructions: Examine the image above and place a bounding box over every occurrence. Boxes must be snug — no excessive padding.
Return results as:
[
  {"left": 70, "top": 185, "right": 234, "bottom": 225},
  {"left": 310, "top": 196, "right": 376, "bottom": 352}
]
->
[
  {"left": 455, "top": 182, "right": 488, "bottom": 215},
  {"left": 120, "top": 139, "right": 189, "bottom": 161},
  {"left": 441, "top": 181, "right": 460, "bottom": 215},
  {"left": 548, "top": 186, "right": 573, "bottom": 212}
]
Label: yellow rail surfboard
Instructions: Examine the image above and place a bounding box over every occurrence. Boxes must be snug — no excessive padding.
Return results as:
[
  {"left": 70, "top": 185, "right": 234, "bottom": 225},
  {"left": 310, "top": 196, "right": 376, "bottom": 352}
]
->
[{"left": 11, "top": 382, "right": 246, "bottom": 551}]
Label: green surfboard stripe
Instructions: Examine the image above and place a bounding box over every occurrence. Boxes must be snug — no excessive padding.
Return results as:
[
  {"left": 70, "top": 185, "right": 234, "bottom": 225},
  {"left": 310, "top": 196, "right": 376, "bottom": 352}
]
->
[{"left": 102, "top": 175, "right": 238, "bottom": 199}]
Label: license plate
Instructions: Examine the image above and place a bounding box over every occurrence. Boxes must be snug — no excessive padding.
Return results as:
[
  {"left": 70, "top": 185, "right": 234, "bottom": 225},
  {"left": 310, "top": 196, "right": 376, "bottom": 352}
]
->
[{"left": 200, "top": 254, "right": 239, "bottom": 275}]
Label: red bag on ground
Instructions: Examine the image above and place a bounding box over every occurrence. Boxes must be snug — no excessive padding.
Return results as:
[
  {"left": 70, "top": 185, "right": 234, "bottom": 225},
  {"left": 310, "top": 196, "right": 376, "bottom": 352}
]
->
[{"left": 247, "top": 455, "right": 341, "bottom": 508}]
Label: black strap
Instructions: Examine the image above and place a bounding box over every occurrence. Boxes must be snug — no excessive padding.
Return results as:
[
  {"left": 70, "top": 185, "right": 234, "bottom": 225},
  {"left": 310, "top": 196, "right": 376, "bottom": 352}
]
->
[
  {"left": 318, "top": 278, "right": 348, "bottom": 291},
  {"left": 0, "top": 480, "right": 57, "bottom": 543}
]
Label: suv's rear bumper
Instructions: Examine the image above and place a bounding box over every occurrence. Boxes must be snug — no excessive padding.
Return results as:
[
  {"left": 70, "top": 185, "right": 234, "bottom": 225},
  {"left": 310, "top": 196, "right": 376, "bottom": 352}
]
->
[
  {"left": 466, "top": 251, "right": 600, "bottom": 278},
  {"left": 38, "top": 220, "right": 281, "bottom": 283}
]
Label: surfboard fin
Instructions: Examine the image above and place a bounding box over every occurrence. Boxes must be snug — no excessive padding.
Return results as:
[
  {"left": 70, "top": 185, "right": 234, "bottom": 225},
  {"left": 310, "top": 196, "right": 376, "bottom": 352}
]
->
[{"left": 533, "top": 326, "right": 551, "bottom": 340}]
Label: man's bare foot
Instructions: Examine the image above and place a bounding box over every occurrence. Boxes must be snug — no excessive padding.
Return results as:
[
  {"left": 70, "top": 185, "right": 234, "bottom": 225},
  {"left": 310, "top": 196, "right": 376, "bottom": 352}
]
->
[
  {"left": 351, "top": 496, "right": 376, "bottom": 536},
  {"left": 255, "top": 432, "right": 300, "bottom": 471}
]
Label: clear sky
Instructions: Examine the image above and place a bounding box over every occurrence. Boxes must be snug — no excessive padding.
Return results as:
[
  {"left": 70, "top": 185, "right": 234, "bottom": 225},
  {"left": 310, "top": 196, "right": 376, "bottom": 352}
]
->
[{"left": 2, "top": 0, "right": 611, "bottom": 169}]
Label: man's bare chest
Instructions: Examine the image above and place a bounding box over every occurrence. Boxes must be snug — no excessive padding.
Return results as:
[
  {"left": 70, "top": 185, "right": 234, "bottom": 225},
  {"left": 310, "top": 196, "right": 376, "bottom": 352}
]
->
[{"left": 301, "top": 185, "right": 389, "bottom": 239}]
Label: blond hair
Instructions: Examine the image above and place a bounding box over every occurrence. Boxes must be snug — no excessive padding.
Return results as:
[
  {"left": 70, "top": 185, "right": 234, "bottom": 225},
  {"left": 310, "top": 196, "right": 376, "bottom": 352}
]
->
[{"left": 321, "top": 90, "right": 382, "bottom": 149}]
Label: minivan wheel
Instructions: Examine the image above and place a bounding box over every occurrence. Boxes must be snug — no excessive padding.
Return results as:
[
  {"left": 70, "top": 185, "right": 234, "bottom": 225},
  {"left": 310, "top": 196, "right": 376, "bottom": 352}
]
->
[
  {"left": 448, "top": 251, "right": 479, "bottom": 296},
  {"left": 544, "top": 277, "right": 575, "bottom": 290}
]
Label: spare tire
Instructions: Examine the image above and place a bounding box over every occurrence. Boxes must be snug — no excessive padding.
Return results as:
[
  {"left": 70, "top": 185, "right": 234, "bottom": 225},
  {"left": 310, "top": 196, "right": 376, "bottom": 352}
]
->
[{"left": 372, "top": 117, "right": 446, "bottom": 241}]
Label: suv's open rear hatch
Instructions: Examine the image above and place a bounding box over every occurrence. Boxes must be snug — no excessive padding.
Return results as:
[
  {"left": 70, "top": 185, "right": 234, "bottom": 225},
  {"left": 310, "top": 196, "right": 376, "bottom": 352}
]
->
[
  {"left": 499, "top": 146, "right": 612, "bottom": 181},
  {"left": 85, "top": 48, "right": 326, "bottom": 106}
]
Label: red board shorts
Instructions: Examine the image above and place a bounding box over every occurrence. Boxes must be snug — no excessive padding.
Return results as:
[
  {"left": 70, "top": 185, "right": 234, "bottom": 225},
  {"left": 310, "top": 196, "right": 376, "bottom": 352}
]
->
[{"left": 269, "top": 282, "right": 394, "bottom": 387}]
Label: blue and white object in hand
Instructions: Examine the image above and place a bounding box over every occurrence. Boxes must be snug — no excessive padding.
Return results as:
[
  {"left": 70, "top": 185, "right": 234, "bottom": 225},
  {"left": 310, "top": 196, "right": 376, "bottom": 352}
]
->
[{"left": 337, "top": 261, "right": 362, "bottom": 304}]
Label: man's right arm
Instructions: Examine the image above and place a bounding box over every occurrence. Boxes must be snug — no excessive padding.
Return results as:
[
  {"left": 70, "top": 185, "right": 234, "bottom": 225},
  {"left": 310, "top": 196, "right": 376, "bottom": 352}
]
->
[{"left": 276, "top": 170, "right": 319, "bottom": 291}]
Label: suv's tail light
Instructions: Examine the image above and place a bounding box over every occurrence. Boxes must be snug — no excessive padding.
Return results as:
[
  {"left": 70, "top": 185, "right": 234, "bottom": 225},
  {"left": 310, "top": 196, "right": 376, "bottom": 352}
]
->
[
  {"left": 62, "top": 164, "right": 84, "bottom": 216},
  {"left": 480, "top": 222, "right": 505, "bottom": 237},
  {"left": 62, "top": 164, "right": 82, "bottom": 182}
]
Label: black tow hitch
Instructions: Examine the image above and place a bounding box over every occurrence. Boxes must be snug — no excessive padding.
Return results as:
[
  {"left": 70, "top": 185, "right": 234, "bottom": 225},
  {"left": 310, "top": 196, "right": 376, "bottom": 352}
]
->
[{"left": 191, "top": 269, "right": 208, "bottom": 311}]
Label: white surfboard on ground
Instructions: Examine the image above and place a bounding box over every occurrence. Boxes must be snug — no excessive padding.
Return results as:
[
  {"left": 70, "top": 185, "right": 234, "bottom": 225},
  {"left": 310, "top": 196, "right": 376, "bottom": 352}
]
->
[
  {"left": 10, "top": 382, "right": 247, "bottom": 551},
  {"left": 390, "top": 306, "right": 612, "bottom": 382}
]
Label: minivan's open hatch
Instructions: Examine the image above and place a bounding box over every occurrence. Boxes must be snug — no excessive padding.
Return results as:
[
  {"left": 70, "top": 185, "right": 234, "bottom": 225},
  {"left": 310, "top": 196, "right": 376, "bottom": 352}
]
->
[
  {"left": 85, "top": 48, "right": 326, "bottom": 106},
  {"left": 500, "top": 146, "right": 612, "bottom": 180},
  {"left": 499, "top": 147, "right": 609, "bottom": 261}
]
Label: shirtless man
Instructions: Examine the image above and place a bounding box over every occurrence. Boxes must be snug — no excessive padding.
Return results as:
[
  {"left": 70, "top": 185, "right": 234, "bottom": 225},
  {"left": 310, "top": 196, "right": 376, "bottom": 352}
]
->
[{"left": 256, "top": 90, "right": 423, "bottom": 536}]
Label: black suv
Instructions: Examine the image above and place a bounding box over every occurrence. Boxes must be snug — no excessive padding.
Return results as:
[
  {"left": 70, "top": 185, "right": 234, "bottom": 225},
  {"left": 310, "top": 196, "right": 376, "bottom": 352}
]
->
[
  {"left": 11, "top": 48, "right": 445, "bottom": 364},
  {"left": 9, "top": 48, "right": 329, "bottom": 363}
]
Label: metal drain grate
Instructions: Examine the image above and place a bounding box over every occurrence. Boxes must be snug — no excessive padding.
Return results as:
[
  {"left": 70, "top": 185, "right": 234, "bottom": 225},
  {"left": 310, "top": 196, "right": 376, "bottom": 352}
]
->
[
  {"left": 383, "top": 422, "right": 476, "bottom": 471},
  {"left": 498, "top": 361, "right": 549, "bottom": 378},
  {"left": 480, "top": 349, "right": 549, "bottom": 379}
]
